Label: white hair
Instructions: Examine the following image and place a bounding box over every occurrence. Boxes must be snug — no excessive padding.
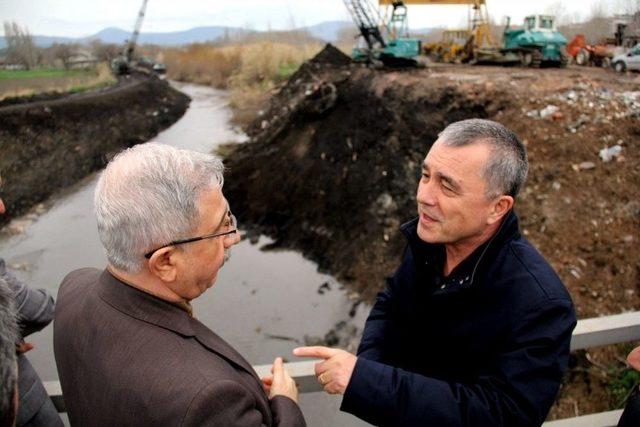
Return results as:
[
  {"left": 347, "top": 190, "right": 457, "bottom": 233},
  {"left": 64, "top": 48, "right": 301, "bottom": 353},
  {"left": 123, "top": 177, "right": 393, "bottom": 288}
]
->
[
  {"left": 94, "top": 143, "right": 225, "bottom": 272},
  {"left": 438, "top": 119, "right": 528, "bottom": 198}
]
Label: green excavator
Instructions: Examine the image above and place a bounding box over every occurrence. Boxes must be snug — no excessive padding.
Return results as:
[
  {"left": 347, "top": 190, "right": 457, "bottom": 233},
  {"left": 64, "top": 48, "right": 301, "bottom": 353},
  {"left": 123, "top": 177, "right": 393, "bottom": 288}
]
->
[{"left": 343, "top": 0, "right": 422, "bottom": 66}]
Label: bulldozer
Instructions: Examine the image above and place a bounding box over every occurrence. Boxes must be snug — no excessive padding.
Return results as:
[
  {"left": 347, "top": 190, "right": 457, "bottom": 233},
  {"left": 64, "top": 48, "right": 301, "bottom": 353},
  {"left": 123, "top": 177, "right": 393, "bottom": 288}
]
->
[{"left": 501, "top": 15, "right": 568, "bottom": 67}]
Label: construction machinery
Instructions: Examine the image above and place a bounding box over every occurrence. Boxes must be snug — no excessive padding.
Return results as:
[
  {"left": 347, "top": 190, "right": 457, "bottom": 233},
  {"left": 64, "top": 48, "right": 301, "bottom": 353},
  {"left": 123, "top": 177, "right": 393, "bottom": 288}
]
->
[
  {"left": 343, "top": 0, "right": 422, "bottom": 66},
  {"left": 502, "top": 15, "right": 568, "bottom": 67},
  {"left": 378, "top": 1, "right": 570, "bottom": 67},
  {"left": 111, "top": 0, "right": 165, "bottom": 75},
  {"left": 566, "top": 34, "right": 616, "bottom": 68},
  {"left": 423, "top": 29, "right": 468, "bottom": 63}
]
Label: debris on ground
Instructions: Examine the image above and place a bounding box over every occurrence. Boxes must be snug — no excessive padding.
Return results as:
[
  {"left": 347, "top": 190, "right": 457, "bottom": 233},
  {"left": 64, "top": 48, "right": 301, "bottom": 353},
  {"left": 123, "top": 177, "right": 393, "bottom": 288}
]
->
[{"left": 599, "top": 145, "right": 623, "bottom": 162}]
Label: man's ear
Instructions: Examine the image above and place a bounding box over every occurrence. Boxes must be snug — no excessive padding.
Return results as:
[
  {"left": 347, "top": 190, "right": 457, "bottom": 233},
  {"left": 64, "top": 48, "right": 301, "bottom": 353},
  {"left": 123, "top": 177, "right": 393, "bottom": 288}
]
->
[
  {"left": 147, "top": 247, "right": 178, "bottom": 283},
  {"left": 487, "top": 195, "right": 514, "bottom": 225}
]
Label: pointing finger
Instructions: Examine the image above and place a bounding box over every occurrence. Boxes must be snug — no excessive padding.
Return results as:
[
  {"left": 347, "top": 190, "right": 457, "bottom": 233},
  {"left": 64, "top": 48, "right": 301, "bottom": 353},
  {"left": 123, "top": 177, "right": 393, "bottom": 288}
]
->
[
  {"left": 293, "top": 346, "right": 339, "bottom": 359},
  {"left": 272, "top": 357, "right": 284, "bottom": 378}
]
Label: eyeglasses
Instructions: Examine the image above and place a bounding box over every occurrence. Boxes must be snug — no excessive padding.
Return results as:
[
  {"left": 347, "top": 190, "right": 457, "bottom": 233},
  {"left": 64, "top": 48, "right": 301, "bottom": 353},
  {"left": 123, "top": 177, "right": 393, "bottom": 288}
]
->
[{"left": 144, "top": 211, "right": 237, "bottom": 259}]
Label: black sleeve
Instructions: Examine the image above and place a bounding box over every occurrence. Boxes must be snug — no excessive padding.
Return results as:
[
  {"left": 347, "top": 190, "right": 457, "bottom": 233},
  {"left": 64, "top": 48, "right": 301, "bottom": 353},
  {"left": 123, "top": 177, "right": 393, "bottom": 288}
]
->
[{"left": 0, "top": 258, "right": 55, "bottom": 338}]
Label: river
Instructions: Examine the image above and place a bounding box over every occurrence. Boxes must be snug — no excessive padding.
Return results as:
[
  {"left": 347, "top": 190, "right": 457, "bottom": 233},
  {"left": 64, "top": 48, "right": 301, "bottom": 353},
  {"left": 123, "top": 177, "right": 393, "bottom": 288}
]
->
[{"left": 0, "top": 82, "right": 370, "bottom": 426}]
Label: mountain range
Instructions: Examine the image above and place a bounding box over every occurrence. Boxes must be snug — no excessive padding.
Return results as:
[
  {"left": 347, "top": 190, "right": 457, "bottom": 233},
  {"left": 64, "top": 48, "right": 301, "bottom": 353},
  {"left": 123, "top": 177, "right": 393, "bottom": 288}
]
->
[{"left": 0, "top": 21, "right": 356, "bottom": 49}]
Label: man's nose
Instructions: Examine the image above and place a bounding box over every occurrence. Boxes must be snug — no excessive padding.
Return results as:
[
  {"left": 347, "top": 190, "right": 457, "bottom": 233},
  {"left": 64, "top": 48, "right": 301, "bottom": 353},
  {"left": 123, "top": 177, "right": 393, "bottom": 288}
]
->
[
  {"left": 417, "top": 180, "right": 436, "bottom": 207},
  {"left": 225, "top": 231, "right": 241, "bottom": 247},
  {"left": 0, "top": 197, "right": 5, "bottom": 215}
]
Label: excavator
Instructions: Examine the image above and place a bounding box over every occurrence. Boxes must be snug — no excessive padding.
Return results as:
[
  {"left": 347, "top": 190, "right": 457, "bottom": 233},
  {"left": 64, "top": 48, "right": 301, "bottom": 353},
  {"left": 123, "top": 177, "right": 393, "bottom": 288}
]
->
[
  {"left": 111, "top": 0, "right": 166, "bottom": 75},
  {"left": 343, "top": 0, "right": 422, "bottom": 66}
]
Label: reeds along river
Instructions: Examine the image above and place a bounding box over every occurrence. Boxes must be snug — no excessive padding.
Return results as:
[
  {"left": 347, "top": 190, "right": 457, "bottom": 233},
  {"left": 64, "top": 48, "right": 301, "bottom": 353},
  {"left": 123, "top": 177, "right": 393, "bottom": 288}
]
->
[{"left": 0, "top": 82, "right": 370, "bottom": 427}]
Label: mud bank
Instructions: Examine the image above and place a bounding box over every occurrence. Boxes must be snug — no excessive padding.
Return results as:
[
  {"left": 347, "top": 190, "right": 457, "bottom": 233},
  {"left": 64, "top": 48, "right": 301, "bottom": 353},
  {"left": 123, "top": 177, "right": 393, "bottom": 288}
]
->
[{"left": 0, "top": 75, "right": 190, "bottom": 225}]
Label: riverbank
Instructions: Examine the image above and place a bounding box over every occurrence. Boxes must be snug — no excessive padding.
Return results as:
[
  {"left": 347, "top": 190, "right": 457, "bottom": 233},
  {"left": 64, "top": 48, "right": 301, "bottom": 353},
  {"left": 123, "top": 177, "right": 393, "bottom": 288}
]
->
[{"left": 0, "top": 73, "right": 190, "bottom": 225}]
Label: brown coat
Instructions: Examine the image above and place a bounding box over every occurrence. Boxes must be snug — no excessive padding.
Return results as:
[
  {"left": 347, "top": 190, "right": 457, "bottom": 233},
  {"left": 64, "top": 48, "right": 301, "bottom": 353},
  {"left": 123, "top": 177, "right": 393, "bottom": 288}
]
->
[{"left": 54, "top": 268, "right": 305, "bottom": 427}]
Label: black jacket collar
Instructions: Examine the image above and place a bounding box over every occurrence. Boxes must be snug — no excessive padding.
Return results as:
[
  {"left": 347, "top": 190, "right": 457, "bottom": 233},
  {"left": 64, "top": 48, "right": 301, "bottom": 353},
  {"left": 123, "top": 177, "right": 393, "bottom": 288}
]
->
[{"left": 400, "top": 210, "right": 521, "bottom": 289}]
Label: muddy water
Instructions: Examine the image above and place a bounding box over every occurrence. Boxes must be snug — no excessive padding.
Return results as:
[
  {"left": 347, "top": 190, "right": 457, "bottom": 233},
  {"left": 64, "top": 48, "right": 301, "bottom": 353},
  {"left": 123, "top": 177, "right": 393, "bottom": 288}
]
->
[{"left": 0, "top": 83, "right": 369, "bottom": 426}]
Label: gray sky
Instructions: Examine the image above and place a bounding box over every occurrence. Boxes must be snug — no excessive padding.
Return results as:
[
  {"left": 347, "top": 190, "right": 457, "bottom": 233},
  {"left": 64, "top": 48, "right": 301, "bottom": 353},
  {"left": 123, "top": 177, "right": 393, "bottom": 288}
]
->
[{"left": 0, "top": 0, "right": 632, "bottom": 37}]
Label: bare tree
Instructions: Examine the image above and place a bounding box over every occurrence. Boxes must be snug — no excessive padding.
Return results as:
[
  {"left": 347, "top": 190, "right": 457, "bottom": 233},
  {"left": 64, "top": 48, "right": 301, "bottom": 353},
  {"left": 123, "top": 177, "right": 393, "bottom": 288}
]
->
[
  {"left": 544, "top": 1, "right": 575, "bottom": 26},
  {"left": 616, "top": 0, "right": 640, "bottom": 14},
  {"left": 49, "top": 43, "right": 76, "bottom": 69},
  {"left": 89, "top": 40, "right": 119, "bottom": 62},
  {"left": 3, "top": 21, "right": 39, "bottom": 69}
]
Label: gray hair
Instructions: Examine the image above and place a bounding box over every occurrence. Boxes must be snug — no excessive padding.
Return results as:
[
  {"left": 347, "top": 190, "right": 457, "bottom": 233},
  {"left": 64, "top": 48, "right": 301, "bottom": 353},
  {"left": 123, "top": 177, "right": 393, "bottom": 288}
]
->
[
  {"left": 0, "top": 278, "right": 18, "bottom": 426},
  {"left": 94, "top": 143, "right": 225, "bottom": 272},
  {"left": 438, "top": 119, "right": 528, "bottom": 198}
]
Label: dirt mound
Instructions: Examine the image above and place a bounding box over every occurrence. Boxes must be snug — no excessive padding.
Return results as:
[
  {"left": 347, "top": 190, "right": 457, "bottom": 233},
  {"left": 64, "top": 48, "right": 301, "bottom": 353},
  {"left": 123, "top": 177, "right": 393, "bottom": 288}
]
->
[
  {"left": 0, "top": 75, "right": 189, "bottom": 225},
  {"left": 309, "top": 43, "right": 353, "bottom": 66},
  {"left": 226, "top": 59, "right": 510, "bottom": 302}
]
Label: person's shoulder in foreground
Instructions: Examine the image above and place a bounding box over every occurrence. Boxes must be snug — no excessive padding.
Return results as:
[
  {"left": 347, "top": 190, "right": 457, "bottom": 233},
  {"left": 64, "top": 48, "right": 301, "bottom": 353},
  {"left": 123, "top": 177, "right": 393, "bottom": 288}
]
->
[
  {"left": 0, "top": 276, "right": 19, "bottom": 427},
  {"left": 294, "top": 119, "right": 576, "bottom": 427},
  {"left": 54, "top": 142, "right": 305, "bottom": 427},
  {"left": 0, "top": 173, "right": 62, "bottom": 427}
]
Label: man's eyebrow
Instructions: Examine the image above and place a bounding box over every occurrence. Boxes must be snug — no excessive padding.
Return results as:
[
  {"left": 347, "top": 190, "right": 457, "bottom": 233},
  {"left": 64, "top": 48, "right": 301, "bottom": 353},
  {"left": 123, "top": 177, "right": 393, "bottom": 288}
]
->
[
  {"left": 439, "top": 173, "right": 461, "bottom": 191},
  {"left": 422, "top": 161, "right": 461, "bottom": 191}
]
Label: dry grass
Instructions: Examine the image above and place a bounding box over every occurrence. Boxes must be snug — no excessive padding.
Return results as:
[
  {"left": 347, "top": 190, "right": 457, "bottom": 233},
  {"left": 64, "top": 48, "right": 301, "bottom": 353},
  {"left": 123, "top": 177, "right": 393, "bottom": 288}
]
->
[
  {"left": 163, "top": 41, "right": 323, "bottom": 128},
  {"left": 0, "top": 63, "right": 116, "bottom": 100},
  {"left": 164, "top": 44, "right": 242, "bottom": 88},
  {"left": 165, "top": 42, "right": 322, "bottom": 89}
]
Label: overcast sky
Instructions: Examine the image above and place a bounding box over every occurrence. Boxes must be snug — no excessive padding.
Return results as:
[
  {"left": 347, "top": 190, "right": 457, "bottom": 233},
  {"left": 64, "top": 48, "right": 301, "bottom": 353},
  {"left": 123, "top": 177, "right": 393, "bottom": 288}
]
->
[{"left": 0, "top": 0, "right": 634, "bottom": 37}]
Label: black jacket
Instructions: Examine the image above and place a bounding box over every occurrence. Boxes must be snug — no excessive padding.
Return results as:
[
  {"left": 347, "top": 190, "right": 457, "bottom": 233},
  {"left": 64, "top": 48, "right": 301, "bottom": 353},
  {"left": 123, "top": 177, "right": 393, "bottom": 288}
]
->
[{"left": 341, "top": 211, "right": 576, "bottom": 427}]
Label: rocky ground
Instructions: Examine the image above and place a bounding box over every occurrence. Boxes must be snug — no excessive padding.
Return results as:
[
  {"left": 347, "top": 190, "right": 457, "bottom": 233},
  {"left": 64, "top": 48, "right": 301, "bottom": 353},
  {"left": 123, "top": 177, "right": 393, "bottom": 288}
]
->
[
  {"left": 223, "top": 45, "right": 640, "bottom": 419},
  {"left": 0, "top": 74, "right": 190, "bottom": 226}
]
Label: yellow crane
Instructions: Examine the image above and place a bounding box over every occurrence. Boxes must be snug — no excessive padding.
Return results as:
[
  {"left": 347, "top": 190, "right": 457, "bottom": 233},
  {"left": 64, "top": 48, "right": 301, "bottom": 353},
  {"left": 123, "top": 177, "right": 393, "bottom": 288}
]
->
[{"left": 378, "top": 0, "right": 496, "bottom": 55}]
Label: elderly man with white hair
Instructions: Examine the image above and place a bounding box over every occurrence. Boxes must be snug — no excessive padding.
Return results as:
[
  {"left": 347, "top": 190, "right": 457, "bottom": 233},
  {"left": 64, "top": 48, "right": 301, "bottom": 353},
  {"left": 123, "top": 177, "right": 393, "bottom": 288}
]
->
[{"left": 53, "top": 143, "right": 305, "bottom": 426}]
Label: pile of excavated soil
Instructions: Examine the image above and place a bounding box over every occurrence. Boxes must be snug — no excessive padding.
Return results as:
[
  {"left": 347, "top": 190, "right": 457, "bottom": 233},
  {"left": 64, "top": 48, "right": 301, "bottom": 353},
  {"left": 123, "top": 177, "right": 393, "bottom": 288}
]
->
[
  {"left": 0, "top": 74, "right": 190, "bottom": 225},
  {"left": 224, "top": 45, "right": 640, "bottom": 419},
  {"left": 229, "top": 46, "right": 509, "bottom": 302}
]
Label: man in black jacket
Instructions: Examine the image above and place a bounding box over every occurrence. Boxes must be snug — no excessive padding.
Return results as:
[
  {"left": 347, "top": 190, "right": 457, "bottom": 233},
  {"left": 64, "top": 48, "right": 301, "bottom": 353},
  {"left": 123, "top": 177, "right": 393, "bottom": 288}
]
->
[{"left": 295, "top": 119, "right": 577, "bottom": 426}]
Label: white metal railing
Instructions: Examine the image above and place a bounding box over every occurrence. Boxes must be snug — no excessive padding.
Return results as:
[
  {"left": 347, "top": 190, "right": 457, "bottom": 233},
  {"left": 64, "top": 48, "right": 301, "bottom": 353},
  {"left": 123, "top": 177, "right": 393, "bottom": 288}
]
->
[{"left": 44, "top": 311, "right": 640, "bottom": 426}]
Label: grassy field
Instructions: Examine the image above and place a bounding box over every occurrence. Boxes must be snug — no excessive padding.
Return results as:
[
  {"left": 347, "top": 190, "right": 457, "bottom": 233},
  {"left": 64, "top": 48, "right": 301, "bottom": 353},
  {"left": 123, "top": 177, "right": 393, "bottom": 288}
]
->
[
  {"left": 0, "top": 69, "right": 93, "bottom": 80},
  {"left": 0, "top": 64, "right": 117, "bottom": 100}
]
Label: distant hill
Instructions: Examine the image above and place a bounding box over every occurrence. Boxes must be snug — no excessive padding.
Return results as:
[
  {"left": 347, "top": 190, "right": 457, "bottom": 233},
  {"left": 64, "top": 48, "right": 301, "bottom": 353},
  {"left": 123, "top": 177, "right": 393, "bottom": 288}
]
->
[
  {"left": 84, "top": 26, "right": 256, "bottom": 46},
  {"left": 0, "top": 21, "right": 353, "bottom": 49},
  {"left": 305, "top": 21, "right": 353, "bottom": 42}
]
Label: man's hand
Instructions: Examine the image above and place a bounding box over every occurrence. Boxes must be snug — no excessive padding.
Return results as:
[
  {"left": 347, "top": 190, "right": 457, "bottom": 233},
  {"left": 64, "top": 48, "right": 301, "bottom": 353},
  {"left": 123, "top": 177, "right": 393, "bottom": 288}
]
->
[
  {"left": 628, "top": 345, "right": 640, "bottom": 371},
  {"left": 293, "top": 346, "right": 356, "bottom": 395},
  {"left": 16, "top": 341, "right": 34, "bottom": 353},
  {"left": 264, "top": 357, "right": 299, "bottom": 403}
]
